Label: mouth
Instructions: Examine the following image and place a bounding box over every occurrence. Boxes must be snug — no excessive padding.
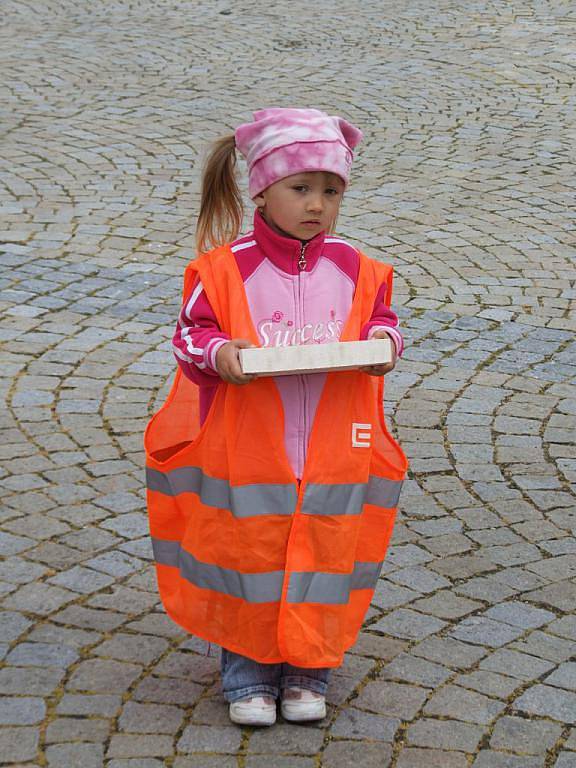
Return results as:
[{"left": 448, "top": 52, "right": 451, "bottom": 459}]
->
[{"left": 302, "top": 220, "right": 321, "bottom": 225}]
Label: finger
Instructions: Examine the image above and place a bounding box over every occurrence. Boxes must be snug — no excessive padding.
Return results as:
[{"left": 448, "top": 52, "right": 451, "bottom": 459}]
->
[
  {"left": 229, "top": 359, "right": 247, "bottom": 380},
  {"left": 223, "top": 367, "right": 255, "bottom": 385},
  {"left": 233, "top": 339, "right": 254, "bottom": 349}
]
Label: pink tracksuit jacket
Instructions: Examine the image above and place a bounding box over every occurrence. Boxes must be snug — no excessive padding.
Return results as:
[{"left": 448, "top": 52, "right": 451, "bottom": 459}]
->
[{"left": 173, "top": 211, "right": 404, "bottom": 479}]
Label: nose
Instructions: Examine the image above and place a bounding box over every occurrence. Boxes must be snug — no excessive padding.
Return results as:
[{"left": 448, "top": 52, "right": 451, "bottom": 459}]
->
[{"left": 306, "top": 192, "right": 324, "bottom": 212}]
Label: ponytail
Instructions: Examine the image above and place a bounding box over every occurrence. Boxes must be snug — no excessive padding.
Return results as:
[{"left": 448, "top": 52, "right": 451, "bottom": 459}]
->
[{"left": 196, "top": 134, "right": 244, "bottom": 254}]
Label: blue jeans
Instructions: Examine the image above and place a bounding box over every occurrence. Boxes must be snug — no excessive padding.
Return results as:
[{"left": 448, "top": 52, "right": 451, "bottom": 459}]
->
[{"left": 221, "top": 648, "right": 331, "bottom": 702}]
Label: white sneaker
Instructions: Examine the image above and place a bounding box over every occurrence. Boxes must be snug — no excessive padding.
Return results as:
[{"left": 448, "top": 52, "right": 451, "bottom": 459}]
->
[
  {"left": 229, "top": 695, "right": 276, "bottom": 726},
  {"left": 281, "top": 687, "right": 326, "bottom": 722}
]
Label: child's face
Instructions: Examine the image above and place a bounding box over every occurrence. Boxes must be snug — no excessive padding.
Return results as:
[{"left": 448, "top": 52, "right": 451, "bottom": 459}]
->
[{"left": 253, "top": 171, "right": 345, "bottom": 241}]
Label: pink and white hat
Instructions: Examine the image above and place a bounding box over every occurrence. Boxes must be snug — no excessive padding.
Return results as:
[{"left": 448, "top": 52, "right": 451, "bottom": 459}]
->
[{"left": 235, "top": 107, "right": 363, "bottom": 198}]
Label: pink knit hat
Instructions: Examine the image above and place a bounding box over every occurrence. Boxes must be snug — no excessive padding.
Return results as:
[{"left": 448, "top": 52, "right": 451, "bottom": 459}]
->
[{"left": 235, "top": 108, "right": 363, "bottom": 198}]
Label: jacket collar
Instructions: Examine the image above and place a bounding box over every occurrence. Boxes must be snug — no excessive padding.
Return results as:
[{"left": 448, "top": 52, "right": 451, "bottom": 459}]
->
[{"left": 253, "top": 209, "right": 325, "bottom": 275}]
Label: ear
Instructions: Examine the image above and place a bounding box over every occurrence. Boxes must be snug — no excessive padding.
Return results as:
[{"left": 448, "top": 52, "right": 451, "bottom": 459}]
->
[{"left": 253, "top": 193, "right": 266, "bottom": 207}]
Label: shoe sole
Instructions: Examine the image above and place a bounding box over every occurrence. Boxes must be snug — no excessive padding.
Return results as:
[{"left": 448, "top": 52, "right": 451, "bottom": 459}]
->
[
  {"left": 229, "top": 710, "right": 276, "bottom": 726},
  {"left": 281, "top": 703, "right": 326, "bottom": 722}
]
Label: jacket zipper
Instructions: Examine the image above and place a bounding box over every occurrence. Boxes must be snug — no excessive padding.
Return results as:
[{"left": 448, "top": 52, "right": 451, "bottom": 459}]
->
[
  {"left": 298, "top": 242, "right": 307, "bottom": 271},
  {"left": 297, "top": 242, "right": 308, "bottom": 478}
]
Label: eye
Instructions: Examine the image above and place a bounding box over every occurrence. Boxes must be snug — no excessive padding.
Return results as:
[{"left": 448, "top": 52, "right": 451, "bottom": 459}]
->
[
  {"left": 325, "top": 187, "right": 340, "bottom": 196},
  {"left": 292, "top": 185, "right": 308, "bottom": 192}
]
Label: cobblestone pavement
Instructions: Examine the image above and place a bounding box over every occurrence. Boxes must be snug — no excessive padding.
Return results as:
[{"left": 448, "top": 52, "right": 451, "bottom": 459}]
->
[{"left": 1, "top": 0, "right": 575, "bottom": 765}]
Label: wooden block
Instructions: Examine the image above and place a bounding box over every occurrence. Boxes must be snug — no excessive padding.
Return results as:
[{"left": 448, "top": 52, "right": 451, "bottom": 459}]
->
[{"left": 239, "top": 339, "right": 392, "bottom": 376}]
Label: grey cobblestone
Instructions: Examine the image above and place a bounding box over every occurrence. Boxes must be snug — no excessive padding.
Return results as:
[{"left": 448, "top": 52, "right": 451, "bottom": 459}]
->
[
  {"left": 0, "top": 725, "right": 40, "bottom": 763},
  {"left": 108, "top": 761, "right": 165, "bottom": 768},
  {"left": 176, "top": 725, "right": 242, "bottom": 754},
  {"left": 45, "top": 742, "right": 104, "bottom": 768},
  {"left": 412, "top": 636, "right": 487, "bottom": 669},
  {"left": 330, "top": 708, "right": 400, "bottom": 741},
  {"left": 107, "top": 734, "right": 174, "bottom": 759},
  {"left": 543, "top": 662, "right": 576, "bottom": 691},
  {"left": 454, "top": 670, "right": 522, "bottom": 699},
  {"left": 1, "top": 0, "right": 575, "bottom": 764},
  {"left": 3, "top": 582, "right": 77, "bottom": 615},
  {"left": 423, "top": 685, "right": 506, "bottom": 724},
  {"left": 381, "top": 652, "right": 452, "bottom": 688},
  {"left": 396, "top": 748, "right": 468, "bottom": 768},
  {"left": 118, "top": 702, "right": 184, "bottom": 734},
  {"left": 173, "top": 758, "right": 236, "bottom": 768},
  {"left": 482, "top": 601, "right": 556, "bottom": 629},
  {"left": 245, "top": 758, "right": 315, "bottom": 768},
  {"left": 354, "top": 680, "right": 428, "bottom": 719},
  {"left": 92, "top": 633, "right": 168, "bottom": 664},
  {"left": 489, "top": 715, "right": 563, "bottom": 754},
  {"left": 322, "top": 741, "right": 392, "bottom": 767},
  {"left": 554, "top": 756, "right": 576, "bottom": 768},
  {"left": 448, "top": 616, "right": 526, "bottom": 647},
  {"left": 0, "top": 697, "right": 46, "bottom": 725},
  {"left": 67, "top": 659, "right": 143, "bottom": 693},
  {"left": 0, "top": 611, "right": 33, "bottom": 642},
  {"left": 5, "top": 642, "right": 79, "bottom": 668},
  {"left": 472, "top": 754, "right": 543, "bottom": 768},
  {"left": 0, "top": 666, "right": 65, "bottom": 696},
  {"left": 371, "top": 608, "right": 447, "bottom": 640},
  {"left": 56, "top": 694, "right": 122, "bottom": 717},
  {"left": 511, "top": 630, "right": 575, "bottom": 663},
  {"left": 406, "top": 718, "right": 484, "bottom": 752},
  {"left": 514, "top": 684, "right": 576, "bottom": 724},
  {"left": 45, "top": 717, "right": 111, "bottom": 743},
  {"left": 248, "top": 723, "right": 325, "bottom": 754}
]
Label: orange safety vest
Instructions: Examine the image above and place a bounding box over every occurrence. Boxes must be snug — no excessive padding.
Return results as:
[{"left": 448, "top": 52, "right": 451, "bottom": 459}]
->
[{"left": 144, "top": 244, "right": 408, "bottom": 667}]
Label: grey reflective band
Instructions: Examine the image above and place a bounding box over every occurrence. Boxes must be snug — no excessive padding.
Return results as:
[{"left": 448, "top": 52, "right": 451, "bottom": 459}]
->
[
  {"left": 147, "top": 467, "right": 402, "bottom": 518},
  {"left": 152, "top": 538, "right": 283, "bottom": 603},
  {"left": 302, "top": 476, "right": 403, "bottom": 516},
  {"left": 351, "top": 560, "right": 384, "bottom": 590},
  {"left": 152, "top": 538, "right": 383, "bottom": 605},
  {"left": 153, "top": 538, "right": 181, "bottom": 567},
  {"left": 301, "top": 482, "right": 366, "bottom": 516},
  {"left": 286, "top": 561, "right": 383, "bottom": 604},
  {"left": 146, "top": 466, "right": 297, "bottom": 519},
  {"left": 365, "top": 476, "right": 403, "bottom": 509}
]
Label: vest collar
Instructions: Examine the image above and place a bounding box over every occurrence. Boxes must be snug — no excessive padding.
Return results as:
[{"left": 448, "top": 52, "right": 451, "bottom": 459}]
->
[{"left": 253, "top": 209, "right": 325, "bottom": 275}]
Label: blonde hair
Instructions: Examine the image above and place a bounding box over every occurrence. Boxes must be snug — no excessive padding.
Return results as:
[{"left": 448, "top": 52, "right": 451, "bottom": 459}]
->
[{"left": 196, "top": 135, "right": 244, "bottom": 254}]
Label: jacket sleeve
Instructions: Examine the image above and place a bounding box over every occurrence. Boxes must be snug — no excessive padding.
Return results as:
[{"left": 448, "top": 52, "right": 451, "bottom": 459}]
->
[
  {"left": 360, "top": 281, "right": 404, "bottom": 357},
  {"left": 172, "top": 277, "right": 230, "bottom": 383}
]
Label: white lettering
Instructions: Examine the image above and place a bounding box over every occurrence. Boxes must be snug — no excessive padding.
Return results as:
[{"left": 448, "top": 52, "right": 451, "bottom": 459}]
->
[
  {"left": 300, "top": 323, "right": 313, "bottom": 344},
  {"left": 352, "top": 422, "right": 372, "bottom": 448},
  {"left": 258, "top": 317, "right": 345, "bottom": 347},
  {"left": 312, "top": 322, "right": 325, "bottom": 343},
  {"left": 258, "top": 321, "right": 272, "bottom": 346}
]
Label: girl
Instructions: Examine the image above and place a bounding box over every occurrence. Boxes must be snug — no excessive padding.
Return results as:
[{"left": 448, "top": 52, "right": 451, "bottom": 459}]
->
[{"left": 145, "top": 108, "right": 408, "bottom": 727}]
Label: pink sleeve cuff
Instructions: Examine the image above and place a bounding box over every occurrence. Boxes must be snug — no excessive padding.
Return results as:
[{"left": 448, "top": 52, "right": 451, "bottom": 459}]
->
[
  {"left": 367, "top": 325, "right": 404, "bottom": 357},
  {"left": 204, "top": 337, "right": 230, "bottom": 372}
]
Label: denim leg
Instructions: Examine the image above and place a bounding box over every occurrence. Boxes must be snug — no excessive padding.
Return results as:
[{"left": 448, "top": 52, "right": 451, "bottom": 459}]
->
[
  {"left": 280, "top": 663, "right": 331, "bottom": 696},
  {"left": 221, "top": 648, "right": 282, "bottom": 702}
]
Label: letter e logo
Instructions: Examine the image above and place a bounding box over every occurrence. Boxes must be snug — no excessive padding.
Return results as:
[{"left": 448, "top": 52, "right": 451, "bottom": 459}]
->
[{"left": 352, "top": 423, "right": 372, "bottom": 448}]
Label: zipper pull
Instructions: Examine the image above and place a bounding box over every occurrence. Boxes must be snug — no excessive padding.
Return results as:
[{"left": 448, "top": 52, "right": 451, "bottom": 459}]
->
[{"left": 298, "top": 243, "right": 307, "bottom": 271}]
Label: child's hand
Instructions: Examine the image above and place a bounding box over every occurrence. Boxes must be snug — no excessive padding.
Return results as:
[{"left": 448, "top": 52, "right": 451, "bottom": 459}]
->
[
  {"left": 359, "top": 330, "right": 397, "bottom": 376},
  {"left": 215, "top": 340, "right": 257, "bottom": 385}
]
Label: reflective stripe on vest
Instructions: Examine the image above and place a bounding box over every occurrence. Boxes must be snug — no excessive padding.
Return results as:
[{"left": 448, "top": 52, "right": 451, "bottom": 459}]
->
[
  {"left": 147, "top": 466, "right": 402, "bottom": 517},
  {"left": 152, "top": 538, "right": 383, "bottom": 605},
  {"left": 146, "top": 466, "right": 297, "bottom": 518},
  {"left": 286, "top": 561, "right": 384, "bottom": 604},
  {"left": 302, "top": 477, "right": 403, "bottom": 515}
]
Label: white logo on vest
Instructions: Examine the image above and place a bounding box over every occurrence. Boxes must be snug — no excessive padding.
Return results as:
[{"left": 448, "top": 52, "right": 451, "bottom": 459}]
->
[{"left": 352, "top": 423, "right": 372, "bottom": 448}]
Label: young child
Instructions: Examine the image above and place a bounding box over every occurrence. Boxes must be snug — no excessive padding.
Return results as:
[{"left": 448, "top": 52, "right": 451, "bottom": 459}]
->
[{"left": 145, "top": 108, "right": 408, "bottom": 727}]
